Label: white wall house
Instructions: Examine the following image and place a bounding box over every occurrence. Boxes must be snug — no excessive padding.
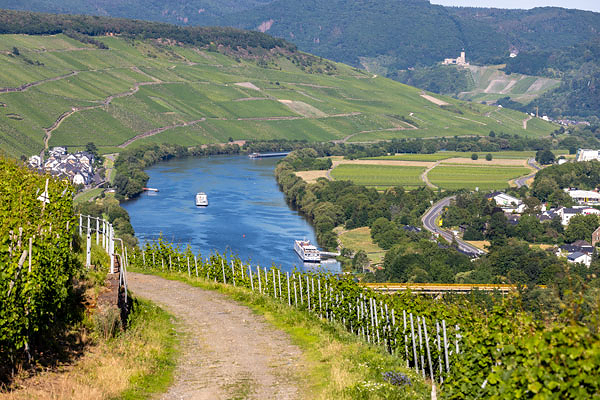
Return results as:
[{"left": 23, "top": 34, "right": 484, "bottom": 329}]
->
[
  {"left": 488, "top": 192, "right": 525, "bottom": 213},
  {"left": 567, "top": 252, "right": 592, "bottom": 267},
  {"left": 557, "top": 206, "right": 600, "bottom": 226},
  {"left": 576, "top": 149, "right": 600, "bottom": 162},
  {"left": 565, "top": 189, "right": 600, "bottom": 205}
]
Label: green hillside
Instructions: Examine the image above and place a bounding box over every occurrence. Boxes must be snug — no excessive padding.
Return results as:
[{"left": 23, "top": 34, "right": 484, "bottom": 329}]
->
[{"left": 0, "top": 30, "right": 555, "bottom": 157}]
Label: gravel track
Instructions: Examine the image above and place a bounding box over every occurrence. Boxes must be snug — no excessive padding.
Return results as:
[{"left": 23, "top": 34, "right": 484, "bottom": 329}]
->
[{"left": 128, "top": 272, "right": 305, "bottom": 400}]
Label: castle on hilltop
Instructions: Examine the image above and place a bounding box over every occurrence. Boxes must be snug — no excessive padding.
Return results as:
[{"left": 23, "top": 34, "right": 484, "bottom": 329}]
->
[{"left": 442, "top": 51, "right": 469, "bottom": 66}]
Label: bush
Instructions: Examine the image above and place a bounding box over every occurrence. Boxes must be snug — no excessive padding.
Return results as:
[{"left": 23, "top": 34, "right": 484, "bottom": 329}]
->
[
  {"left": 471, "top": 153, "right": 479, "bottom": 160},
  {"left": 485, "top": 153, "right": 493, "bottom": 161}
]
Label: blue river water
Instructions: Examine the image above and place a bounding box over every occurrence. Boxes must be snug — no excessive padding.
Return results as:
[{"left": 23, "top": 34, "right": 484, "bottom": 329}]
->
[{"left": 122, "top": 155, "right": 340, "bottom": 273}]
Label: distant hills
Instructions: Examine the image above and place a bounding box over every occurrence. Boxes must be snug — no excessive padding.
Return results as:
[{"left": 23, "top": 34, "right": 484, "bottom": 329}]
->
[{"left": 1, "top": 0, "right": 598, "bottom": 120}]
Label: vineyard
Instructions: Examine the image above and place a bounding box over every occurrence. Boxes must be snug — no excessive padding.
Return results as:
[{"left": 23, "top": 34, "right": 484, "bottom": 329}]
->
[
  {"left": 130, "top": 237, "right": 600, "bottom": 398},
  {"left": 0, "top": 157, "right": 78, "bottom": 363}
]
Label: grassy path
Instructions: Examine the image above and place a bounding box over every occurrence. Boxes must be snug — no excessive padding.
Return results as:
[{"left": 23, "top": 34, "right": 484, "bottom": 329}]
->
[{"left": 128, "top": 272, "right": 305, "bottom": 399}]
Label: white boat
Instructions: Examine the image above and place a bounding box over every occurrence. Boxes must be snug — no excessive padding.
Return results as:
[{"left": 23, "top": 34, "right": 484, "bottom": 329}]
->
[
  {"left": 195, "top": 192, "right": 208, "bottom": 206},
  {"left": 294, "top": 239, "right": 321, "bottom": 262}
]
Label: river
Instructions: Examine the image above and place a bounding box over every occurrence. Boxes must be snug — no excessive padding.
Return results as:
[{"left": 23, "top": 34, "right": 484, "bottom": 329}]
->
[{"left": 122, "top": 155, "right": 341, "bottom": 273}]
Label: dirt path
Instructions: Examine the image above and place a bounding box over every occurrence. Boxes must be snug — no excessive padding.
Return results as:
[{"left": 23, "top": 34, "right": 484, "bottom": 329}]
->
[
  {"left": 421, "top": 161, "right": 441, "bottom": 189},
  {"left": 127, "top": 273, "right": 305, "bottom": 400},
  {"left": 523, "top": 115, "right": 532, "bottom": 130}
]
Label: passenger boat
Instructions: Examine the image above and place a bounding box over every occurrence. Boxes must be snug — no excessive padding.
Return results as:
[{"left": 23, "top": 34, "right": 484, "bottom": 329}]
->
[
  {"left": 294, "top": 239, "right": 321, "bottom": 262},
  {"left": 195, "top": 192, "right": 208, "bottom": 206}
]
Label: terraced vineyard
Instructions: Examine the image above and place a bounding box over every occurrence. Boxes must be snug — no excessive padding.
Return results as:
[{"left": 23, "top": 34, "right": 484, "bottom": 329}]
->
[{"left": 0, "top": 33, "right": 556, "bottom": 157}]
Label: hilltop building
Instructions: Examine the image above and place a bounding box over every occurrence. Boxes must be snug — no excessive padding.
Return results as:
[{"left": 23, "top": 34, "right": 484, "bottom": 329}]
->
[
  {"left": 564, "top": 188, "right": 600, "bottom": 205},
  {"left": 442, "top": 51, "right": 469, "bottom": 66}
]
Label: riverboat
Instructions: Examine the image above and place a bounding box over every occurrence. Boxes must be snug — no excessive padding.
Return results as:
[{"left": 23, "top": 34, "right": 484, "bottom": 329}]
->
[
  {"left": 294, "top": 239, "right": 321, "bottom": 262},
  {"left": 195, "top": 192, "right": 208, "bottom": 206}
]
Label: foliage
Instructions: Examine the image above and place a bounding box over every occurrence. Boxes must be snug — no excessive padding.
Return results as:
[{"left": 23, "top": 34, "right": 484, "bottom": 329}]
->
[
  {"left": 533, "top": 160, "right": 600, "bottom": 198},
  {"left": 535, "top": 149, "right": 555, "bottom": 165},
  {"left": 130, "top": 237, "right": 600, "bottom": 399},
  {"left": 393, "top": 65, "right": 472, "bottom": 95},
  {"left": 0, "top": 157, "right": 79, "bottom": 364}
]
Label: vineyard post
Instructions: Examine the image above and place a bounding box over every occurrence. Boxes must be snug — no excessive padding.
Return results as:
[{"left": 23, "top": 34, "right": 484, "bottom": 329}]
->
[
  {"left": 294, "top": 279, "right": 298, "bottom": 307},
  {"left": 364, "top": 298, "right": 370, "bottom": 343},
  {"left": 404, "top": 310, "right": 409, "bottom": 368},
  {"left": 417, "top": 315, "right": 425, "bottom": 378},
  {"left": 264, "top": 267, "right": 268, "bottom": 294},
  {"left": 109, "top": 224, "right": 115, "bottom": 272},
  {"left": 423, "top": 318, "right": 434, "bottom": 381},
  {"left": 79, "top": 214, "right": 82, "bottom": 236},
  {"left": 187, "top": 257, "right": 191, "bottom": 277},
  {"left": 96, "top": 217, "right": 99, "bottom": 245},
  {"left": 169, "top": 254, "right": 172, "bottom": 271},
  {"left": 195, "top": 256, "right": 198, "bottom": 277},
  {"left": 410, "top": 313, "right": 419, "bottom": 372},
  {"left": 221, "top": 259, "right": 226, "bottom": 284},
  {"left": 341, "top": 293, "right": 345, "bottom": 326},
  {"left": 391, "top": 308, "right": 396, "bottom": 354},
  {"left": 257, "top": 266, "right": 262, "bottom": 293},
  {"left": 299, "top": 276, "right": 303, "bottom": 305},
  {"left": 249, "top": 265, "right": 254, "bottom": 291},
  {"left": 162, "top": 258, "right": 164, "bottom": 272},
  {"left": 374, "top": 299, "right": 380, "bottom": 345},
  {"left": 241, "top": 262, "right": 244, "bottom": 280},
  {"left": 311, "top": 278, "right": 315, "bottom": 311},
  {"left": 318, "top": 279, "right": 322, "bottom": 318},
  {"left": 152, "top": 251, "right": 155, "bottom": 267},
  {"left": 286, "top": 272, "right": 291, "bottom": 306},
  {"left": 278, "top": 270, "right": 282, "bottom": 299},
  {"left": 442, "top": 320, "right": 449, "bottom": 373},
  {"left": 272, "top": 269, "right": 276, "bottom": 298},
  {"left": 436, "top": 321, "right": 443, "bottom": 384},
  {"left": 306, "top": 276, "right": 311, "bottom": 311},
  {"left": 102, "top": 220, "right": 106, "bottom": 250},
  {"left": 142, "top": 250, "right": 145, "bottom": 267},
  {"left": 349, "top": 303, "right": 353, "bottom": 334},
  {"left": 86, "top": 222, "right": 91, "bottom": 268},
  {"left": 231, "top": 261, "right": 236, "bottom": 286}
]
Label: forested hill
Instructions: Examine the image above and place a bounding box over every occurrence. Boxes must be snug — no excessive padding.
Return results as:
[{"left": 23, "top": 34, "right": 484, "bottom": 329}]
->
[
  {"left": 2, "top": 0, "right": 599, "bottom": 69},
  {"left": 0, "top": 9, "right": 295, "bottom": 53}
]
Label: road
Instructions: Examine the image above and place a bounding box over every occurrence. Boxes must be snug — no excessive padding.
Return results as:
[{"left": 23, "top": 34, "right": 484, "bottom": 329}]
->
[
  {"left": 421, "top": 196, "right": 486, "bottom": 256},
  {"left": 514, "top": 158, "right": 541, "bottom": 188}
]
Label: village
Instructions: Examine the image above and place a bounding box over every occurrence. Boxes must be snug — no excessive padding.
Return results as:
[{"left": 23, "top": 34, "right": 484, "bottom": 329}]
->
[{"left": 27, "top": 146, "right": 102, "bottom": 188}]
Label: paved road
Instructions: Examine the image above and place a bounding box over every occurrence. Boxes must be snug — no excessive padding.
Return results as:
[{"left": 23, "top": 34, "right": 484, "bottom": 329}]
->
[
  {"left": 514, "top": 158, "right": 541, "bottom": 188},
  {"left": 421, "top": 196, "right": 486, "bottom": 255}
]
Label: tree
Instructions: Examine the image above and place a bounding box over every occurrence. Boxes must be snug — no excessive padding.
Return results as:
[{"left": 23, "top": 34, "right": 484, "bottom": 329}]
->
[
  {"left": 535, "top": 149, "right": 555, "bottom": 165},
  {"left": 471, "top": 153, "right": 479, "bottom": 160},
  {"left": 485, "top": 153, "right": 493, "bottom": 161},
  {"left": 352, "top": 250, "right": 369, "bottom": 272},
  {"left": 564, "top": 214, "right": 600, "bottom": 242}
]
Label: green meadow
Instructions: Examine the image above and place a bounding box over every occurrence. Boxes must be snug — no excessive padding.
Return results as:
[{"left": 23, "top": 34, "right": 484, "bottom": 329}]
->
[
  {"left": 427, "top": 165, "right": 531, "bottom": 190},
  {"left": 0, "top": 33, "right": 556, "bottom": 157},
  {"left": 330, "top": 164, "right": 426, "bottom": 189},
  {"left": 366, "top": 149, "right": 569, "bottom": 161}
]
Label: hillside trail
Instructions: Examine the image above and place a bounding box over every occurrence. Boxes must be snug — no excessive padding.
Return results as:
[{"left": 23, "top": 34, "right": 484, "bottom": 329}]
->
[
  {"left": 421, "top": 161, "right": 441, "bottom": 189},
  {"left": 127, "top": 272, "right": 306, "bottom": 400}
]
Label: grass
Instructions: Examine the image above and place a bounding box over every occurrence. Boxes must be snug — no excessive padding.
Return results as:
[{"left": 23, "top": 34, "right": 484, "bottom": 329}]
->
[
  {"left": 366, "top": 150, "right": 570, "bottom": 162},
  {"left": 73, "top": 187, "right": 103, "bottom": 205},
  {"left": 336, "top": 226, "right": 386, "bottom": 266},
  {"left": 330, "top": 164, "right": 426, "bottom": 188},
  {"left": 428, "top": 165, "right": 531, "bottom": 190},
  {"left": 130, "top": 268, "right": 431, "bottom": 399},
  {"left": 0, "top": 34, "right": 557, "bottom": 157}
]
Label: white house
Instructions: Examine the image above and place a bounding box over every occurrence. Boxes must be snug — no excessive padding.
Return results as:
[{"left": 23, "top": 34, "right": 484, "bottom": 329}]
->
[
  {"left": 486, "top": 192, "right": 525, "bottom": 213},
  {"left": 567, "top": 252, "right": 592, "bottom": 267},
  {"left": 576, "top": 149, "right": 600, "bottom": 162},
  {"left": 565, "top": 189, "right": 600, "bottom": 205},
  {"left": 557, "top": 206, "right": 600, "bottom": 226}
]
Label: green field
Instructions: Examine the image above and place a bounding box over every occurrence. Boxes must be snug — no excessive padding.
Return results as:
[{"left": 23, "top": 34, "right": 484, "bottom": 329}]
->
[
  {"left": 367, "top": 149, "right": 569, "bottom": 161},
  {"left": 427, "top": 165, "right": 531, "bottom": 190},
  {"left": 330, "top": 164, "right": 426, "bottom": 188},
  {"left": 0, "top": 34, "right": 556, "bottom": 157}
]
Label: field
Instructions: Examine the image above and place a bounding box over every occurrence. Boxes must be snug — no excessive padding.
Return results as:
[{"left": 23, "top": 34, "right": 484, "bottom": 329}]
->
[
  {"left": 367, "top": 150, "right": 569, "bottom": 162},
  {"left": 0, "top": 33, "right": 556, "bottom": 157},
  {"left": 427, "top": 165, "right": 531, "bottom": 190},
  {"left": 336, "top": 226, "right": 386, "bottom": 266},
  {"left": 330, "top": 164, "right": 426, "bottom": 189}
]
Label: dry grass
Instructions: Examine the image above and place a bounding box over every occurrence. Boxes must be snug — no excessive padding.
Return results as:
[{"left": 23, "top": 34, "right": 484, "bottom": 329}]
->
[
  {"left": 336, "top": 226, "right": 386, "bottom": 266},
  {"left": 1, "top": 300, "right": 176, "bottom": 400},
  {"left": 295, "top": 170, "right": 329, "bottom": 183},
  {"left": 464, "top": 240, "right": 490, "bottom": 251}
]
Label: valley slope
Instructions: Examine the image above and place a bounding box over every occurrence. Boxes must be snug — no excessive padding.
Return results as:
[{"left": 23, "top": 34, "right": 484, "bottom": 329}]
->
[{"left": 0, "top": 13, "right": 555, "bottom": 157}]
